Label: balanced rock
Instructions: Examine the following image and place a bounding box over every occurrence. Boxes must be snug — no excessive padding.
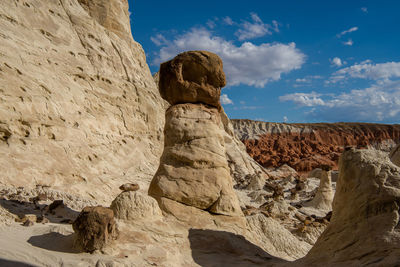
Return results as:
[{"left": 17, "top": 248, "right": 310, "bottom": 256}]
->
[
  {"left": 149, "top": 51, "right": 242, "bottom": 218},
  {"left": 159, "top": 51, "right": 226, "bottom": 109},
  {"left": 390, "top": 143, "right": 400, "bottom": 167},
  {"left": 72, "top": 206, "right": 117, "bottom": 253},
  {"left": 119, "top": 183, "right": 140, "bottom": 192},
  {"left": 299, "top": 148, "right": 400, "bottom": 265}
]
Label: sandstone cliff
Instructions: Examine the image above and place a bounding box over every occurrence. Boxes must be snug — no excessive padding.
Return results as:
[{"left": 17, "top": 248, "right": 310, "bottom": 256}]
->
[
  {"left": 232, "top": 120, "right": 400, "bottom": 172},
  {"left": 0, "top": 0, "right": 165, "bottom": 203}
]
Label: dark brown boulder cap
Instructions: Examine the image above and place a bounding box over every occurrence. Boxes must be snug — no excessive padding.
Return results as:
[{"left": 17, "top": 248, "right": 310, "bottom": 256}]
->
[{"left": 159, "top": 51, "right": 226, "bottom": 109}]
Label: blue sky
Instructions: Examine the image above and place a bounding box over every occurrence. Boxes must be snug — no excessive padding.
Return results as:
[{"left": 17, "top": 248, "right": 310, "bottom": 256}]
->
[{"left": 128, "top": 0, "right": 400, "bottom": 123}]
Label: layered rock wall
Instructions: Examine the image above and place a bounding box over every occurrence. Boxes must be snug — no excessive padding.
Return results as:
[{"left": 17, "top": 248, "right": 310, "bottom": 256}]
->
[
  {"left": 0, "top": 0, "right": 165, "bottom": 202},
  {"left": 232, "top": 120, "right": 400, "bottom": 172}
]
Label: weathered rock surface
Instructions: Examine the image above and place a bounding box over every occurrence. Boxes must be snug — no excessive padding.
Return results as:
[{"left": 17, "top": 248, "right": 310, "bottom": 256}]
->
[
  {"left": 111, "top": 191, "right": 162, "bottom": 221},
  {"left": 0, "top": 0, "right": 164, "bottom": 203},
  {"left": 72, "top": 206, "right": 117, "bottom": 252},
  {"left": 390, "top": 143, "right": 400, "bottom": 167},
  {"left": 303, "top": 169, "right": 333, "bottom": 212},
  {"left": 219, "top": 111, "right": 269, "bottom": 189},
  {"left": 149, "top": 51, "right": 242, "bottom": 218},
  {"left": 233, "top": 120, "right": 400, "bottom": 172},
  {"left": 0, "top": 0, "right": 337, "bottom": 265},
  {"left": 298, "top": 148, "right": 400, "bottom": 265},
  {"left": 159, "top": 51, "right": 226, "bottom": 109},
  {"left": 246, "top": 214, "right": 311, "bottom": 260},
  {"left": 149, "top": 103, "right": 242, "bottom": 217}
]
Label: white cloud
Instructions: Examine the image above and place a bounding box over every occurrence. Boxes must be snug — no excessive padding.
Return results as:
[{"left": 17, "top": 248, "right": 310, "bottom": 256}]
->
[
  {"left": 330, "top": 61, "right": 400, "bottom": 82},
  {"left": 223, "top": 16, "right": 234, "bottom": 25},
  {"left": 220, "top": 94, "right": 233, "bottom": 105},
  {"left": 343, "top": 39, "right": 354, "bottom": 46},
  {"left": 150, "top": 34, "right": 168, "bottom": 47},
  {"left": 337, "top": 26, "right": 358, "bottom": 38},
  {"left": 283, "top": 116, "right": 288, "bottom": 122},
  {"left": 361, "top": 7, "right": 368, "bottom": 13},
  {"left": 282, "top": 61, "right": 400, "bottom": 122},
  {"left": 279, "top": 92, "right": 325, "bottom": 107},
  {"left": 152, "top": 27, "right": 305, "bottom": 87},
  {"left": 207, "top": 19, "right": 216, "bottom": 29},
  {"left": 235, "top": 13, "right": 279, "bottom": 41},
  {"left": 331, "top": 57, "right": 343, "bottom": 67},
  {"left": 293, "top": 75, "right": 323, "bottom": 87}
]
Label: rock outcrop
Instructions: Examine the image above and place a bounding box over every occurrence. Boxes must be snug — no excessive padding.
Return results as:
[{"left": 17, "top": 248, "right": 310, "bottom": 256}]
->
[
  {"left": 298, "top": 148, "right": 400, "bottom": 265},
  {"left": 232, "top": 120, "right": 400, "bottom": 172},
  {"left": 159, "top": 51, "right": 225, "bottom": 109},
  {"left": 390, "top": 144, "right": 400, "bottom": 167},
  {"left": 149, "top": 51, "right": 242, "bottom": 219},
  {"left": 0, "top": 0, "right": 165, "bottom": 203},
  {"left": 303, "top": 167, "right": 333, "bottom": 212},
  {"left": 72, "top": 206, "right": 117, "bottom": 252}
]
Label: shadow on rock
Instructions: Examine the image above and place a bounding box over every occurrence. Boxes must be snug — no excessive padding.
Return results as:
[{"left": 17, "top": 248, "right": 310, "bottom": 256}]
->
[
  {"left": 0, "top": 198, "right": 79, "bottom": 224},
  {"left": 189, "top": 228, "right": 286, "bottom": 266},
  {"left": 28, "top": 232, "right": 78, "bottom": 253},
  {"left": 0, "top": 258, "right": 38, "bottom": 267}
]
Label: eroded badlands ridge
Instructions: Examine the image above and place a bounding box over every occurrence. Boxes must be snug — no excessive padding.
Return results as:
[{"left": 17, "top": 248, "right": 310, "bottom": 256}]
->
[{"left": 232, "top": 120, "right": 400, "bottom": 172}]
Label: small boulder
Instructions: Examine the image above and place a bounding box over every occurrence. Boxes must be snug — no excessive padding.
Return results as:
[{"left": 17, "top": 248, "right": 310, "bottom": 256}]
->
[
  {"left": 159, "top": 51, "right": 226, "bottom": 109},
  {"left": 111, "top": 191, "right": 162, "bottom": 221},
  {"left": 72, "top": 206, "right": 117, "bottom": 253},
  {"left": 119, "top": 183, "right": 140, "bottom": 192},
  {"left": 37, "top": 216, "right": 49, "bottom": 224},
  {"left": 48, "top": 200, "right": 64, "bottom": 214},
  {"left": 23, "top": 219, "right": 34, "bottom": 227}
]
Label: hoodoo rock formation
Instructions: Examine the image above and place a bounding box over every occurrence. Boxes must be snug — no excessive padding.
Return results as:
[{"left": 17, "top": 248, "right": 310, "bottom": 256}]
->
[
  {"left": 298, "top": 148, "right": 400, "bottom": 265},
  {"left": 2, "top": 0, "right": 400, "bottom": 266},
  {"left": 149, "top": 51, "right": 243, "bottom": 219},
  {"left": 303, "top": 166, "right": 333, "bottom": 212},
  {"left": 233, "top": 120, "right": 400, "bottom": 172}
]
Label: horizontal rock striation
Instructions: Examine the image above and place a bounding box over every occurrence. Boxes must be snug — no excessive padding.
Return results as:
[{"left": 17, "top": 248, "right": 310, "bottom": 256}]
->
[
  {"left": 232, "top": 120, "right": 400, "bottom": 172},
  {"left": 0, "top": 0, "right": 165, "bottom": 202}
]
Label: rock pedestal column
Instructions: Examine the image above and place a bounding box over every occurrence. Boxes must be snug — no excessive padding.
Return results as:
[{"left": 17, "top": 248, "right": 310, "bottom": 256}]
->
[{"left": 149, "top": 51, "right": 243, "bottom": 226}]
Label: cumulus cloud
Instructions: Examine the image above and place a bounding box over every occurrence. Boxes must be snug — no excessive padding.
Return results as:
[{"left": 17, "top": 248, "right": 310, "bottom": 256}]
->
[
  {"left": 150, "top": 33, "right": 169, "bottom": 47},
  {"left": 282, "top": 61, "right": 400, "bottom": 122},
  {"left": 330, "top": 61, "right": 400, "bottom": 82},
  {"left": 337, "top": 26, "right": 358, "bottom": 38},
  {"left": 220, "top": 94, "right": 233, "bottom": 105},
  {"left": 293, "top": 75, "right": 323, "bottom": 87},
  {"left": 279, "top": 92, "right": 325, "bottom": 107},
  {"left": 151, "top": 27, "right": 305, "bottom": 87},
  {"left": 235, "top": 13, "right": 279, "bottom": 41},
  {"left": 331, "top": 57, "right": 343, "bottom": 67}
]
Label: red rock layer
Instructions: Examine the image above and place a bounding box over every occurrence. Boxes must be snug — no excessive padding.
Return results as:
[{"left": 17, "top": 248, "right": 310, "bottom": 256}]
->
[{"left": 241, "top": 123, "right": 400, "bottom": 172}]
